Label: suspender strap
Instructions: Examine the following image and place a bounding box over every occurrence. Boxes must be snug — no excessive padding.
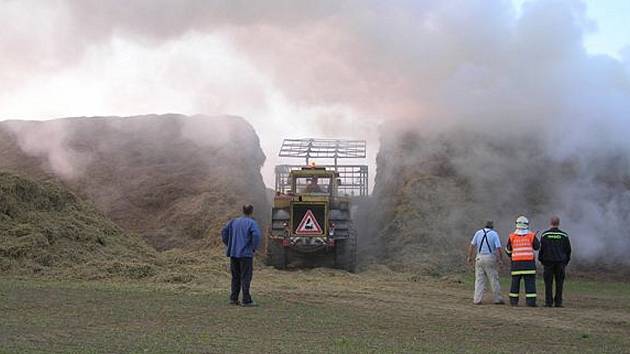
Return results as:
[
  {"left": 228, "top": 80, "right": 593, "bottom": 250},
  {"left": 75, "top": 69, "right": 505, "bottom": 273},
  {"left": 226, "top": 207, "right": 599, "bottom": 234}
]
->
[{"left": 479, "top": 229, "right": 493, "bottom": 254}]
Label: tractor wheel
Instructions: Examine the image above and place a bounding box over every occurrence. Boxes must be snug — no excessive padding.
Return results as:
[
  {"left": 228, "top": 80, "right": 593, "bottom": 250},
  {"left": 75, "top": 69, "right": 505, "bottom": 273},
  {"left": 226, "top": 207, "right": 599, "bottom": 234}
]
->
[
  {"left": 334, "top": 227, "right": 357, "bottom": 273},
  {"left": 266, "top": 238, "right": 287, "bottom": 270}
]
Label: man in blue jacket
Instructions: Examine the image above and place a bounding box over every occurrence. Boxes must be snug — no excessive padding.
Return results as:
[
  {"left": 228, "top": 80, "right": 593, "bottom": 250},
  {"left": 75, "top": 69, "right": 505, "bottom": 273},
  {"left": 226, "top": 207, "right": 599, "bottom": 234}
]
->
[{"left": 221, "top": 204, "right": 261, "bottom": 306}]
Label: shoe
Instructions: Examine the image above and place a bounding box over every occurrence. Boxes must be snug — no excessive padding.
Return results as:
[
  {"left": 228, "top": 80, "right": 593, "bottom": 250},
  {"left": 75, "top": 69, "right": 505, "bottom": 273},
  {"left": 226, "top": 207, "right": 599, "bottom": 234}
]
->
[
  {"left": 473, "top": 302, "right": 483, "bottom": 305},
  {"left": 229, "top": 300, "right": 240, "bottom": 305},
  {"left": 554, "top": 304, "right": 564, "bottom": 308},
  {"left": 510, "top": 303, "right": 518, "bottom": 307},
  {"left": 494, "top": 300, "right": 505, "bottom": 305},
  {"left": 545, "top": 304, "right": 553, "bottom": 307},
  {"left": 241, "top": 301, "right": 258, "bottom": 307},
  {"left": 527, "top": 304, "right": 538, "bottom": 308}
]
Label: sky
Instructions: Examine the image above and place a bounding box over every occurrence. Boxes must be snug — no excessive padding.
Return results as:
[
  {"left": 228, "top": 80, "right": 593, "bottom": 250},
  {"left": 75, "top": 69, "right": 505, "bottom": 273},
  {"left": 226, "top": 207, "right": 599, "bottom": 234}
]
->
[
  {"left": 580, "top": 0, "right": 630, "bottom": 58},
  {"left": 512, "top": 0, "right": 630, "bottom": 59},
  {"left": 1, "top": 0, "right": 629, "bottom": 188}
]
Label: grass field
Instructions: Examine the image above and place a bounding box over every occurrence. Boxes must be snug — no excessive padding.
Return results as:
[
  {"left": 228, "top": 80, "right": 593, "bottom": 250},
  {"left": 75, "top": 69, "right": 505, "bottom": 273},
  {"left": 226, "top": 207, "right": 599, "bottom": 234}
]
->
[{"left": 1, "top": 266, "right": 629, "bottom": 353}]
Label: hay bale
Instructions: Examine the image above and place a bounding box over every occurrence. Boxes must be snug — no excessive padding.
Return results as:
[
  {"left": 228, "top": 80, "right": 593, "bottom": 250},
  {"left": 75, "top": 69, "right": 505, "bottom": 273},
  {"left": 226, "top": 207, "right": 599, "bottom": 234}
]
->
[
  {"left": 0, "top": 114, "right": 269, "bottom": 250},
  {"left": 369, "top": 126, "right": 630, "bottom": 273},
  {"left": 0, "top": 172, "right": 158, "bottom": 278}
]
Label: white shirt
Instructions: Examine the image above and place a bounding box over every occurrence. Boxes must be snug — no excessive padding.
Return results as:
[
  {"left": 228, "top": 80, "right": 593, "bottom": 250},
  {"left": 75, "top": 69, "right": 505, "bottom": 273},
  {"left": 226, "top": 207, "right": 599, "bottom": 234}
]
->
[{"left": 471, "top": 228, "right": 501, "bottom": 255}]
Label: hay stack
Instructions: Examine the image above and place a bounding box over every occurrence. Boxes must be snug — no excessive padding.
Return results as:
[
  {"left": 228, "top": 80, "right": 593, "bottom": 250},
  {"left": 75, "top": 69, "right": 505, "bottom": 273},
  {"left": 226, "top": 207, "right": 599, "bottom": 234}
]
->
[
  {"left": 0, "top": 172, "right": 157, "bottom": 278},
  {"left": 369, "top": 126, "right": 630, "bottom": 273},
  {"left": 0, "top": 114, "right": 269, "bottom": 251}
]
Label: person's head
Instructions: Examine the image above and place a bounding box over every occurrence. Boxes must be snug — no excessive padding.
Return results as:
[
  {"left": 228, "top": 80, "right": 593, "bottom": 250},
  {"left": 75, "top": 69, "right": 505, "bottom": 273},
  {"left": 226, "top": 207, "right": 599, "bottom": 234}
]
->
[
  {"left": 242, "top": 204, "right": 254, "bottom": 216},
  {"left": 550, "top": 215, "right": 560, "bottom": 227},
  {"left": 310, "top": 177, "right": 318, "bottom": 184},
  {"left": 515, "top": 215, "right": 529, "bottom": 235},
  {"left": 485, "top": 220, "right": 494, "bottom": 229}
]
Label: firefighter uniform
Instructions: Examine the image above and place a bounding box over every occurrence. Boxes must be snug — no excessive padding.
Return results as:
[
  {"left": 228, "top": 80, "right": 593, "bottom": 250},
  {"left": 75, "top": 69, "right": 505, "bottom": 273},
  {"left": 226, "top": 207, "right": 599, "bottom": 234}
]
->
[
  {"left": 506, "top": 216, "right": 540, "bottom": 307},
  {"left": 539, "top": 227, "right": 571, "bottom": 307}
]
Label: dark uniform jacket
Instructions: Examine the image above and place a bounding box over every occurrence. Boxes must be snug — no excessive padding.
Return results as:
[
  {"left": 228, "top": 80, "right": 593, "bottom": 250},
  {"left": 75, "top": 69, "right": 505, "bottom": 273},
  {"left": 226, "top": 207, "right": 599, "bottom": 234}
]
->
[{"left": 539, "top": 227, "right": 571, "bottom": 265}]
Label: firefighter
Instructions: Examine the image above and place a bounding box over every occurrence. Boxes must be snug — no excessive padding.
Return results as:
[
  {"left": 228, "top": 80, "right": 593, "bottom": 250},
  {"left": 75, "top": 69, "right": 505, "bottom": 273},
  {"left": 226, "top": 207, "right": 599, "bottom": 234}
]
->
[
  {"left": 506, "top": 216, "right": 540, "bottom": 307},
  {"left": 539, "top": 216, "right": 572, "bottom": 307}
]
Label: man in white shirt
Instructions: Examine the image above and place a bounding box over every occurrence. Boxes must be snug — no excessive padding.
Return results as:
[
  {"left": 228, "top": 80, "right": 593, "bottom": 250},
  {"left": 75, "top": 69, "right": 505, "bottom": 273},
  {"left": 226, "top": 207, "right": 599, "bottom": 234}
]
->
[{"left": 467, "top": 220, "right": 505, "bottom": 305}]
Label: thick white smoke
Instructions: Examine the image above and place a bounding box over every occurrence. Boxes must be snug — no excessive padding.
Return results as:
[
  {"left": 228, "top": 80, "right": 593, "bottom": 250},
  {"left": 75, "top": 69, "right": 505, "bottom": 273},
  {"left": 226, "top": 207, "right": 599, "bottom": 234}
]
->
[
  {"left": 1, "top": 0, "right": 629, "bottom": 262},
  {"left": 4, "top": 120, "right": 91, "bottom": 180},
  {"left": 3, "top": 1, "right": 628, "bottom": 150}
]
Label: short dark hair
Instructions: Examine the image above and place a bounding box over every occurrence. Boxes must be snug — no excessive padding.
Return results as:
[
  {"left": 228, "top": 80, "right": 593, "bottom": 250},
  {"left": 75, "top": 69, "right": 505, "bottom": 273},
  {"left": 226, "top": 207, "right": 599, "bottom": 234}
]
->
[
  {"left": 550, "top": 216, "right": 560, "bottom": 226},
  {"left": 485, "top": 220, "right": 494, "bottom": 229},
  {"left": 242, "top": 204, "right": 254, "bottom": 215}
]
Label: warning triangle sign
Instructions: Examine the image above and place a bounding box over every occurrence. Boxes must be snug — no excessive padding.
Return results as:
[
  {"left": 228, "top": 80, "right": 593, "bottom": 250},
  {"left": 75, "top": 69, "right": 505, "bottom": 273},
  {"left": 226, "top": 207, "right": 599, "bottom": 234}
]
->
[{"left": 295, "top": 209, "right": 324, "bottom": 235}]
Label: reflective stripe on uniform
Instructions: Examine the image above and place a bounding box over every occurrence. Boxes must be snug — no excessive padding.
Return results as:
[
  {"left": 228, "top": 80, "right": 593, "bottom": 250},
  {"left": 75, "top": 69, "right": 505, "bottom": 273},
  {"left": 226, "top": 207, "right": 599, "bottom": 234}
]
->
[
  {"left": 543, "top": 232, "right": 567, "bottom": 239},
  {"left": 511, "top": 270, "right": 536, "bottom": 275},
  {"left": 509, "top": 293, "right": 519, "bottom": 297},
  {"left": 526, "top": 293, "right": 537, "bottom": 298},
  {"left": 513, "top": 247, "right": 532, "bottom": 252},
  {"left": 512, "top": 252, "right": 534, "bottom": 257}
]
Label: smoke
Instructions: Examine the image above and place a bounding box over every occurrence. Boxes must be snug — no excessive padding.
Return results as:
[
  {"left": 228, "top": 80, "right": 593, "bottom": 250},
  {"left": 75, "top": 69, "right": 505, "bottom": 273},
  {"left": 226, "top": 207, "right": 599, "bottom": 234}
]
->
[
  {"left": 2, "top": 1, "right": 629, "bottom": 131},
  {"left": 4, "top": 120, "right": 91, "bottom": 180},
  {"left": 2, "top": 0, "right": 630, "bottom": 263}
]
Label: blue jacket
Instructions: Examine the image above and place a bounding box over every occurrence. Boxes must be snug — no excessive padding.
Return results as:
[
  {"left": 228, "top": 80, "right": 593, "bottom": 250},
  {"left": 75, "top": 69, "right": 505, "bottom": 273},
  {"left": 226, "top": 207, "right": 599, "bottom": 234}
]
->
[{"left": 221, "top": 216, "right": 261, "bottom": 258}]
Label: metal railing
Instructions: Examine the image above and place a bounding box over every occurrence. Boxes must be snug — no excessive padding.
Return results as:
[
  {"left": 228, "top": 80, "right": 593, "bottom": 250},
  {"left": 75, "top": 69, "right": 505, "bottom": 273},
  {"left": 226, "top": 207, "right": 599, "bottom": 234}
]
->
[
  {"left": 279, "top": 138, "right": 366, "bottom": 166},
  {"left": 275, "top": 164, "right": 368, "bottom": 197},
  {"left": 276, "top": 138, "right": 369, "bottom": 197}
]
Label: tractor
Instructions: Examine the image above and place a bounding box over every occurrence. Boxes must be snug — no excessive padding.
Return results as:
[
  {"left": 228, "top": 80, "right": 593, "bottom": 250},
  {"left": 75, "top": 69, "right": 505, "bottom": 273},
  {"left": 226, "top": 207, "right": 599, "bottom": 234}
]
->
[{"left": 266, "top": 138, "right": 368, "bottom": 272}]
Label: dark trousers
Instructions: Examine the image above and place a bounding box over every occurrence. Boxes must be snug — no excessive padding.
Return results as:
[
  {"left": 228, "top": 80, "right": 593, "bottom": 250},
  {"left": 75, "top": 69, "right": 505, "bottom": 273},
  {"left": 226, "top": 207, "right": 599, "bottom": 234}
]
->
[
  {"left": 510, "top": 274, "right": 537, "bottom": 306},
  {"left": 543, "top": 263, "right": 566, "bottom": 306},
  {"left": 230, "top": 257, "right": 253, "bottom": 303}
]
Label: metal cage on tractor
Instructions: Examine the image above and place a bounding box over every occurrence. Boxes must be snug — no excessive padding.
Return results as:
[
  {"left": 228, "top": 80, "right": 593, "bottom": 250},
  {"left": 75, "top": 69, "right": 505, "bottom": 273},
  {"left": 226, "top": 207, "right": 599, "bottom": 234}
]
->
[
  {"left": 266, "top": 138, "right": 368, "bottom": 272},
  {"left": 274, "top": 138, "right": 369, "bottom": 197}
]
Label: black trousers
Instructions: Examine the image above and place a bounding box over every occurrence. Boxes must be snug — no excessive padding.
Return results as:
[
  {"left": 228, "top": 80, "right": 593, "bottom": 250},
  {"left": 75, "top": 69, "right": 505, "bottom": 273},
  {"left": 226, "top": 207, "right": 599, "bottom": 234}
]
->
[
  {"left": 510, "top": 274, "right": 537, "bottom": 306},
  {"left": 230, "top": 257, "right": 253, "bottom": 303},
  {"left": 543, "top": 263, "right": 566, "bottom": 306}
]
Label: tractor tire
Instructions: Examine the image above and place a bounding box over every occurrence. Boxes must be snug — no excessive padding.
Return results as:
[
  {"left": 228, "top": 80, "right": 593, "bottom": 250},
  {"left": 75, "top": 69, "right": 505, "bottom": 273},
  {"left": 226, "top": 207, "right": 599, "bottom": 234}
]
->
[
  {"left": 266, "top": 238, "right": 287, "bottom": 270},
  {"left": 334, "top": 227, "right": 357, "bottom": 273}
]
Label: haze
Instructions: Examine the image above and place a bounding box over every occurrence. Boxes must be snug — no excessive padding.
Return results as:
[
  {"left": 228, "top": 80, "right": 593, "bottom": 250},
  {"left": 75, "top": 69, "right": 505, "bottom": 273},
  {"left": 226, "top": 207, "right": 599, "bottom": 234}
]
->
[{"left": 1, "top": 0, "right": 629, "bottom": 189}]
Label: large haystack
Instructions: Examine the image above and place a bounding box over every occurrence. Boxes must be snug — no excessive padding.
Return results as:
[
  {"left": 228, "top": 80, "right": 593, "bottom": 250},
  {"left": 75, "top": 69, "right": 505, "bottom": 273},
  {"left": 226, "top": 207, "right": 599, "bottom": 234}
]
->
[
  {"left": 369, "top": 126, "right": 630, "bottom": 273},
  {"left": 0, "top": 114, "right": 269, "bottom": 250},
  {"left": 0, "top": 172, "right": 157, "bottom": 278}
]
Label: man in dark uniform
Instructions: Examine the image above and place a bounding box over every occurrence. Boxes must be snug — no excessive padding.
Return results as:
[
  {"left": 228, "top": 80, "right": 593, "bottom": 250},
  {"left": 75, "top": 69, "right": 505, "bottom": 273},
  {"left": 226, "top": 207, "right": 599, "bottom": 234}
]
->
[{"left": 539, "top": 216, "right": 572, "bottom": 308}]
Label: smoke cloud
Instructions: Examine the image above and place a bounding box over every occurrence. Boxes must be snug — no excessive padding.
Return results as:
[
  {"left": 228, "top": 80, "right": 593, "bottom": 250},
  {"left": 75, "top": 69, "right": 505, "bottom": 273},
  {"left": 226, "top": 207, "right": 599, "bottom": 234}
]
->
[
  {"left": 4, "top": 120, "right": 91, "bottom": 180},
  {"left": 1, "top": 0, "right": 630, "bottom": 263}
]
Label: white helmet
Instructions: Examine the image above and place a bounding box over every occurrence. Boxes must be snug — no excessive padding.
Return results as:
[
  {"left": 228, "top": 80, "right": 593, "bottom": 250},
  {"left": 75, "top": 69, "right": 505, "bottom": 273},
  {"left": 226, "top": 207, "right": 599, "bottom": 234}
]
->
[{"left": 515, "top": 216, "right": 529, "bottom": 235}]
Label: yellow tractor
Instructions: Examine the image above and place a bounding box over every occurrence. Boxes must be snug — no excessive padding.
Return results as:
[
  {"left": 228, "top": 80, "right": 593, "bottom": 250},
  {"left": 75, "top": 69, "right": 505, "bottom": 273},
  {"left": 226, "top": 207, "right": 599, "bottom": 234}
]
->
[{"left": 266, "top": 138, "right": 368, "bottom": 272}]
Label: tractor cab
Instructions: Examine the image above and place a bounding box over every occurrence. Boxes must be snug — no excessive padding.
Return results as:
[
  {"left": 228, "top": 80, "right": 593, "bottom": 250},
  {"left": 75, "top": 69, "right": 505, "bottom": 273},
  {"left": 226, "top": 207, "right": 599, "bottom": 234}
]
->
[{"left": 291, "top": 167, "right": 338, "bottom": 196}]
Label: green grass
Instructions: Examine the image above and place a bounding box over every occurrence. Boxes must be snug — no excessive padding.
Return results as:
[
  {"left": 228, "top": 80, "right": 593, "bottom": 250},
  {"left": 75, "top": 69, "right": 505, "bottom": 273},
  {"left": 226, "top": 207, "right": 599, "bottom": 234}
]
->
[
  {"left": 1, "top": 272, "right": 630, "bottom": 353},
  {"left": 462, "top": 269, "right": 630, "bottom": 298},
  {"left": 0, "top": 279, "right": 433, "bottom": 353}
]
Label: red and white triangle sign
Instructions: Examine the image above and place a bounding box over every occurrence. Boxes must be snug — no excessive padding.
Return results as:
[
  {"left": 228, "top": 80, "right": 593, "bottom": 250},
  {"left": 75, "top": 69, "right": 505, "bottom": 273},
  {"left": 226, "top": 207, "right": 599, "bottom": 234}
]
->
[{"left": 296, "top": 209, "right": 323, "bottom": 235}]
